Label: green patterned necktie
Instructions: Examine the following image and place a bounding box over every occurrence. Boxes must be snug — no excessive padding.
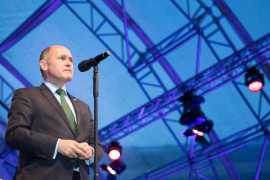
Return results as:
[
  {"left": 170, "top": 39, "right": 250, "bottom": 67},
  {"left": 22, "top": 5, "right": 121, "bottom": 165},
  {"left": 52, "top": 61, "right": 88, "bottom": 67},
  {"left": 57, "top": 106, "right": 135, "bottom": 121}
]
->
[{"left": 56, "top": 89, "right": 78, "bottom": 168}]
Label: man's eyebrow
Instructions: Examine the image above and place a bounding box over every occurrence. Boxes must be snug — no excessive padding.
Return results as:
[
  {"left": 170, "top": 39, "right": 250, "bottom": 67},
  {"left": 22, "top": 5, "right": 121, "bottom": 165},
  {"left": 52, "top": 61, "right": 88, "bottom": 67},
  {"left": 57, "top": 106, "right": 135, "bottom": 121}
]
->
[{"left": 59, "top": 54, "right": 73, "bottom": 59}]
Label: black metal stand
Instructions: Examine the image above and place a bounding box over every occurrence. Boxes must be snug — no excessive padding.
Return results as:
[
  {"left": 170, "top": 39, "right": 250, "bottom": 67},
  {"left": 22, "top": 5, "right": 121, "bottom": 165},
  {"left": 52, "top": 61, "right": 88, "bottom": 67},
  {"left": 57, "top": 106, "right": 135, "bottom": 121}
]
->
[{"left": 93, "top": 66, "right": 99, "bottom": 180}]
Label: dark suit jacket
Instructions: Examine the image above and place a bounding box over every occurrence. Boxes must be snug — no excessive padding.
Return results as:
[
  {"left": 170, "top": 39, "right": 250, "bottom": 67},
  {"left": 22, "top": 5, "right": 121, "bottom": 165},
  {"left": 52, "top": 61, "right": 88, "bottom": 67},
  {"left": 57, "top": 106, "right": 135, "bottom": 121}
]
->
[{"left": 5, "top": 83, "right": 103, "bottom": 180}]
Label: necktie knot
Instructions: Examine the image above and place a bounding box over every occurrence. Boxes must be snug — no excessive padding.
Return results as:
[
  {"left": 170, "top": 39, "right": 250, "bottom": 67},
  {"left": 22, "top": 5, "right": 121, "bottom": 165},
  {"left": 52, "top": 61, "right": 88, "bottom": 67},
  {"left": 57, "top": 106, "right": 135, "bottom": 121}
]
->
[{"left": 56, "top": 89, "right": 65, "bottom": 95}]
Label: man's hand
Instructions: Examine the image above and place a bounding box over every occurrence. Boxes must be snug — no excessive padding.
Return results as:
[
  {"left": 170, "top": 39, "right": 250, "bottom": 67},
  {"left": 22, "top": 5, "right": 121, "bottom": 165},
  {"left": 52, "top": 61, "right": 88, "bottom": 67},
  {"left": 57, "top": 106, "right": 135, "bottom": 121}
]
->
[
  {"left": 78, "top": 142, "right": 93, "bottom": 160},
  {"left": 57, "top": 139, "right": 87, "bottom": 159}
]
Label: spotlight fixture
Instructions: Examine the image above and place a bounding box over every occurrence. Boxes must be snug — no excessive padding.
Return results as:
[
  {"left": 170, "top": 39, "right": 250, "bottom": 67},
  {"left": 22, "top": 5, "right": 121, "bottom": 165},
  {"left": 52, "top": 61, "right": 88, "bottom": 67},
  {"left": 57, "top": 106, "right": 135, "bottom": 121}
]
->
[
  {"left": 107, "top": 166, "right": 116, "bottom": 175},
  {"left": 183, "top": 129, "right": 195, "bottom": 137},
  {"left": 193, "top": 121, "right": 213, "bottom": 136},
  {"left": 100, "top": 160, "right": 127, "bottom": 175},
  {"left": 106, "top": 141, "right": 122, "bottom": 161},
  {"left": 245, "top": 66, "right": 264, "bottom": 92},
  {"left": 192, "top": 129, "right": 204, "bottom": 136},
  {"left": 181, "top": 121, "right": 213, "bottom": 137},
  {"left": 108, "top": 160, "right": 126, "bottom": 175},
  {"left": 100, "top": 164, "right": 117, "bottom": 180},
  {"left": 179, "top": 90, "right": 206, "bottom": 126},
  {"left": 100, "top": 164, "right": 117, "bottom": 175},
  {"left": 180, "top": 121, "right": 213, "bottom": 146}
]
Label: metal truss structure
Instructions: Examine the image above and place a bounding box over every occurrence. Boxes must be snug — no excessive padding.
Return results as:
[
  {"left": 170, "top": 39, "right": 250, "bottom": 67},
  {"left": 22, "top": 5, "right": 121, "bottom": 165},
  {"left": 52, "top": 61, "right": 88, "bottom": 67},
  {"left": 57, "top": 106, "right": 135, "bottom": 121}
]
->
[
  {"left": 64, "top": 0, "right": 179, "bottom": 100},
  {"left": 0, "top": 77, "right": 18, "bottom": 179},
  {"left": 0, "top": 118, "right": 18, "bottom": 180},
  {"left": 133, "top": 119, "right": 270, "bottom": 180},
  {"left": 0, "top": 76, "right": 15, "bottom": 111},
  {"left": 98, "top": 33, "right": 270, "bottom": 144},
  {"left": 0, "top": 0, "right": 270, "bottom": 179}
]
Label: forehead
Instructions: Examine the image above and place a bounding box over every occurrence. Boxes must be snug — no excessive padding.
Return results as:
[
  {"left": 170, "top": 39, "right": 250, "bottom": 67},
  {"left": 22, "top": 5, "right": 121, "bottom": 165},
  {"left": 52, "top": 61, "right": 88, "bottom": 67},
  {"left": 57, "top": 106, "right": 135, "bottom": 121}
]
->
[{"left": 50, "top": 46, "right": 72, "bottom": 57}]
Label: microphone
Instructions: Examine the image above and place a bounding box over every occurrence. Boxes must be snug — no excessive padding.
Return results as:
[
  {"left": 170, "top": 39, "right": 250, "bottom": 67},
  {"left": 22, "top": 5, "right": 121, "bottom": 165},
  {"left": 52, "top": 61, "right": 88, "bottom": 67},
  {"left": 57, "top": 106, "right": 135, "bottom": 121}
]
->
[{"left": 78, "top": 51, "right": 110, "bottom": 72}]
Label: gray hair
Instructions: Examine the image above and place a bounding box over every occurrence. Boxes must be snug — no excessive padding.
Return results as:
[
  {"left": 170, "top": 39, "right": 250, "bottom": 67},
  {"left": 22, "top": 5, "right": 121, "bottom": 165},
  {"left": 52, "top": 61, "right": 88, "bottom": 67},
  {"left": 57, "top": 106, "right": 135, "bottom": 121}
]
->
[{"left": 39, "top": 47, "right": 51, "bottom": 77}]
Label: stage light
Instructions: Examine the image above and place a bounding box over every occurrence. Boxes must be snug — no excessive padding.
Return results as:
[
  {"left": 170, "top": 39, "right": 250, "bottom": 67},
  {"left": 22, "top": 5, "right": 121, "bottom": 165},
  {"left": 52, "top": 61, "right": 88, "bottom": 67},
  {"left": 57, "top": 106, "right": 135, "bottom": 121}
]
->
[
  {"left": 192, "top": 129, "right": 198, "bottom": 134},
  {"left": 197, "top": 131, "right": 204, "bottom": 136},
  {"left": 245, "top": 66, "right": 264, "bottom": 92},
  {"left": 101, "top": 141, "right": 126, "bottom": 177},
  {"left": 193, "top": 121, "right": 213, "bottom": 135},
  {"left": 179, "top": 90, "right": 206, "bottom": 126},
  {"left": 249, "top": 81, "right": 263, "bottom": 92},
  {"left": 180, "top": 121, "right": 213, "bottom": 147},
  {"left": 183, "top": 128, "right": 195, "bottom": 137},
  {"left": 100, "top": 165, "right": 117, "bottom": 180},
  {"left": 106, "top": 141, "right": 122, "bottom": 161},
  {"left": 109, "top": 150, "right": 121, "bottom": 160},
  {"left": 192, "top": 129, "right": 204, "bottom": 136},
  {"left": 107, "top": 166, "right": 116, "bottom": 175},
  {"left": 100, "top": 160, "right": 127, "bottom": 176},
  {"left": 109, "top": 160, "right": 126, "bottom": 175}
]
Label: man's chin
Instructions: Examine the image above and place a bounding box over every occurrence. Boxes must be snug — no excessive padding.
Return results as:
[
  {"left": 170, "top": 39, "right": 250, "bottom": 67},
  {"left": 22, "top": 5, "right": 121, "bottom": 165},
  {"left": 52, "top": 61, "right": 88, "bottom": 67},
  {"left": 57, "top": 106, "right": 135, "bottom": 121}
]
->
[
  {"left": 66, "top": 77, "right": 73, "bottom": 82},
  {"left": 61, "top": 76, "right": 73, "bottom": 83}
]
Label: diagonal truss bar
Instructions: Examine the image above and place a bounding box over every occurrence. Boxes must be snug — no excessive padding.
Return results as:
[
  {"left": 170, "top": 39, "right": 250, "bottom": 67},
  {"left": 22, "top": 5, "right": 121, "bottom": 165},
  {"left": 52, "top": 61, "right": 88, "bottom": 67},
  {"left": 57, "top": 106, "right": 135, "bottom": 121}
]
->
[
  {"left": 121, "top": 0, "right": 131, "bottom": 70},
  {"left": 98, "top": 32, "right": 270, "bottom": 144},
  {"left": 0, "top": 55, "right": 32, "bottom": 88},
  {"left": 0, "top": 75, "right": 15, "bottom": 111},
  {"left": 0, "top": 0, "right": 62, "bottom": 88},
  {"left": 0, "top": 0, "right": 62, "bottom": 53},
  {"left": 133, "top": 120, "right": 270, "bottom": 179},
  {"left": 103, "top": 0, "right": 182, "bottom": 84},
  {"left": 254, "top": 136, "right": 268, "bottom": 180},
  {"left": 208, "top": 129, "right": 240, "bottom": 180}
]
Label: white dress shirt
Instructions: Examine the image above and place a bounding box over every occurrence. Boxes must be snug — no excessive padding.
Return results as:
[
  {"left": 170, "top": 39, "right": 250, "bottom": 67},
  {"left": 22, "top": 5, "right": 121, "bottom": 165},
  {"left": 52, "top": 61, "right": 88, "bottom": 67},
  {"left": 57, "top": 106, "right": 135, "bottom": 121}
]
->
[{"left": 44, "top": 81, "right": 94, "bottom": 171}]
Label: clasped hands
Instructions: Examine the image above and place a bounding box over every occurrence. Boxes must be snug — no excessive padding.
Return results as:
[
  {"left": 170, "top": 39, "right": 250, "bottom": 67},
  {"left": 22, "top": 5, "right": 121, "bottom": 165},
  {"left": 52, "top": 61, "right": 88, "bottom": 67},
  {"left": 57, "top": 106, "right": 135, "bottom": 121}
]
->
[{"left": 57, "top": 139, "right": 93, "bottom": 160}]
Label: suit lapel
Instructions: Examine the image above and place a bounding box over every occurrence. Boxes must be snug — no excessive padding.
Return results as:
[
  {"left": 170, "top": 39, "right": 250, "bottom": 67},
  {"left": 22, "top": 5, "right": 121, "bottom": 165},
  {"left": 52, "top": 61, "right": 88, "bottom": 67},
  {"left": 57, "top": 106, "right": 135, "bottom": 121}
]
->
[
  {"left": 68, "top": 93, "right": 82, "bottom": 135},
  {"left": 39, "top": 83, "right": 76, "bottom": 137}
]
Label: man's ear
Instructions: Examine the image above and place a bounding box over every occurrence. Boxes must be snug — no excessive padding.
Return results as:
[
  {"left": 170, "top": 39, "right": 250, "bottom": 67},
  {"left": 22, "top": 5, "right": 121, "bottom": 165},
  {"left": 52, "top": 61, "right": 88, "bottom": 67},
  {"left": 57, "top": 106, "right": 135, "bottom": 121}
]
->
[{"left": 40, "top": 60, "right": 48, "bottom": 71}]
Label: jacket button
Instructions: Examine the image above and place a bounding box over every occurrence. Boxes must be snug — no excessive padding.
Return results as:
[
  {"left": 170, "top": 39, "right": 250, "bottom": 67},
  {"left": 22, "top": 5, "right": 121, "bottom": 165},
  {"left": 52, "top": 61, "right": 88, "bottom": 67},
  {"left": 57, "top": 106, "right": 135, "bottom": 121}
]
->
[{"left": 71, "top": 160, "right": 74, "bottom": 163}]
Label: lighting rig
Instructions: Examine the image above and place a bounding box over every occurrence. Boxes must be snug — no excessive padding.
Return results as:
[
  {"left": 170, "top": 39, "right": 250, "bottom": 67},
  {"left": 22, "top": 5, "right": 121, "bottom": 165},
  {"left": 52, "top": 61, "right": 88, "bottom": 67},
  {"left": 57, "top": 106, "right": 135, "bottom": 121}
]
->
[
  {"left": 107, "top": 141, "right": 122, "bottom": 161},
  {"left": 100, "top": 141, "right": 126, "bottom": 179},
  {"left": 245, "top": 66, "right": 264, "bottom": 92},
  {"left": 179, "top": 90, "right": 206, "bottom": 126},
  {"left": 179, "top": 90, "right": 213, "bottom": 145}
]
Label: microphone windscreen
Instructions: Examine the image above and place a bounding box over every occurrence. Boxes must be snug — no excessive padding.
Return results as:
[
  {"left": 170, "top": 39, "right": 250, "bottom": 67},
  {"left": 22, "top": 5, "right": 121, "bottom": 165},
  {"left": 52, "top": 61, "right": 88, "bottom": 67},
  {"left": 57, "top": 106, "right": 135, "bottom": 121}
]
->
[
  {"left": 78, "top": 60, "right": 91, "bottom": 72},
  {"left": 105, "top": 51, "right": 110, "bottom": 57}
]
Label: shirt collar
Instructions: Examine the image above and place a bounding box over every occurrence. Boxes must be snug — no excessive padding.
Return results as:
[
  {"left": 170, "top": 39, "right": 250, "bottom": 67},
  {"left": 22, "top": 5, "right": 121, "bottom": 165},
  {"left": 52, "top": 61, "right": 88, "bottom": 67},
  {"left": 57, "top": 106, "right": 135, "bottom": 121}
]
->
[{"left": 43, "top": 81, "right": 67, "bottom": 95}]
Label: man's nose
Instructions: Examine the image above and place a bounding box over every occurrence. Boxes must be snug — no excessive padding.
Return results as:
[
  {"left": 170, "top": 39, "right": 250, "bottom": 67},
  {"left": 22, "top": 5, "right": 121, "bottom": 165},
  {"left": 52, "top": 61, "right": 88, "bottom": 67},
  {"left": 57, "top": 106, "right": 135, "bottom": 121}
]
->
[{"left": 66, "top": 60, "right": 72, "bottom": 66}]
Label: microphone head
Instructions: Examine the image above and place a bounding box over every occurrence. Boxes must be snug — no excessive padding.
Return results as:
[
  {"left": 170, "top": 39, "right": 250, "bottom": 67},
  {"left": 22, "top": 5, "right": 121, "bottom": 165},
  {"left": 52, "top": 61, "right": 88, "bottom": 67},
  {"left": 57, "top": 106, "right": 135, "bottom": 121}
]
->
[
  {"left": 78, "top": 60, "right": 91, "bottom": 72},
  {"left": 105, "top": 51, "right": 110, "bottom": 57}
]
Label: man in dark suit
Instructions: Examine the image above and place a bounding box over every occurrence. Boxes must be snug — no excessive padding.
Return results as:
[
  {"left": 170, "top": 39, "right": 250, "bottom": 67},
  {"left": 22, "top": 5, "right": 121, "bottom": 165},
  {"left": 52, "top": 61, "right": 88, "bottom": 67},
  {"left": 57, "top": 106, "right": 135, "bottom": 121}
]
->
[{"left": 5, "top": 45, "right": 103, "bottom": 180}]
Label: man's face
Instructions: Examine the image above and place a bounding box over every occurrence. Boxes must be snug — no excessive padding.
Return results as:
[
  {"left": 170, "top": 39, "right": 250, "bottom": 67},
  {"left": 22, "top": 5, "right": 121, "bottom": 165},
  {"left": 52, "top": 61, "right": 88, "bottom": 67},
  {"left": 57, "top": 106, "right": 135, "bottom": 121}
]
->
[{"left": 46, "top": 46, "right": 74, "bottom": 84}]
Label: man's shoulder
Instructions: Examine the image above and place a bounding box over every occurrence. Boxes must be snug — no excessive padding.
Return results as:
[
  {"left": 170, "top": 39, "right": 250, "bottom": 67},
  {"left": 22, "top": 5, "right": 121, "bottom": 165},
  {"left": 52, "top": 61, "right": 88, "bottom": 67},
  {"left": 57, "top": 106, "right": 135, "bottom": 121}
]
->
[
  {"left": 15, "top": 86, "right": 40, "bottom": 93},
  {"left": 12, "top": 86, "right": 42, "bottom": 101}
]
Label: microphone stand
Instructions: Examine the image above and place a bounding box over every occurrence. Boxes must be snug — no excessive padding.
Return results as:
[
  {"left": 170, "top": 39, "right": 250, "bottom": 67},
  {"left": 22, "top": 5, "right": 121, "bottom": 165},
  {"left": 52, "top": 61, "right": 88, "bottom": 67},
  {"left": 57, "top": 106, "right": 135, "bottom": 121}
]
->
[
  {"left": 78, "top": 52, "right": 110, "bottom": 180},
  {"left": 93, "top": 66, "right": 99, "bottom": 180}
]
